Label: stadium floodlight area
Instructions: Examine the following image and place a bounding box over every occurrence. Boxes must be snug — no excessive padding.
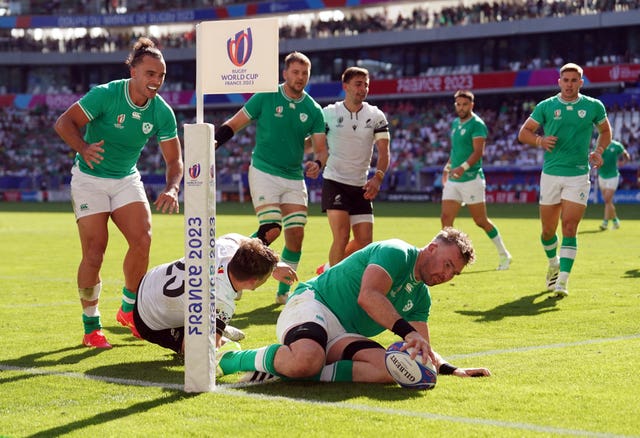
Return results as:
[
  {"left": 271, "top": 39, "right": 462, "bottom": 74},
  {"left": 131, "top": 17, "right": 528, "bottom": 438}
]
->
[{"left": 183, "top": 17, "right": 278, "bottom": 392}]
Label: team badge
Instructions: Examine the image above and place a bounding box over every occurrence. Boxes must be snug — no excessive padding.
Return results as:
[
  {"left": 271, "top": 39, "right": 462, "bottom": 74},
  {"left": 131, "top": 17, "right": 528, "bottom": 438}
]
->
[
  {"left": 402, "top": 300, "right": 414, "bottom": 312},
  {"left": 142, "top": 122, "right": 153, "bottom": 134},
  {"left": 578, "top": 110, "right": 586, "bottom": 118},
  {"left": 299, "top": 113, "right": 308, "bottom": 123}
]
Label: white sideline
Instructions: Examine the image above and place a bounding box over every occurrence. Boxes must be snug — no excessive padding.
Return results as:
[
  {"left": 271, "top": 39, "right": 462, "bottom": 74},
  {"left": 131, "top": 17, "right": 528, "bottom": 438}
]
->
[{"left": 2, "top": 333, "right": 639, "bottom": 437}]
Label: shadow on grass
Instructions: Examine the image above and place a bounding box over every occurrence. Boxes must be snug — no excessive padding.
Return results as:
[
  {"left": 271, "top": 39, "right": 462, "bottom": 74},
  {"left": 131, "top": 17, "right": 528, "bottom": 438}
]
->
[
  {"left": 228, "top": 380, "right": 429, "bottom": 402},
  {"left": 577, "top": 228, "right": 607, "bottom": 235},
  {"left": 1, "top": 345, "right": 184, "bottom": 387},
  {"left": 232, "top": 302, "right": 282, "bottom": 330},
  {"left": 456, "top": 290, "right": 560, "bottom": 322},
  {"left": 623, "top": 268, "right": 640, "bottom": 278},
  {"left": 26, "top": 390, "right": 195, "bottom": 438}
]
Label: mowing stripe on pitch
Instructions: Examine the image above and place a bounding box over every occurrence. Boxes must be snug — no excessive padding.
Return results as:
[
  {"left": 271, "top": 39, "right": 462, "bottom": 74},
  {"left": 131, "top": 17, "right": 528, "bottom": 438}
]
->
[
  {"left": 2, "top": 333, "right": 638, "bottom": 438},
  {"left": 0, "top": 365, "right": 633, "bottom": 437}
]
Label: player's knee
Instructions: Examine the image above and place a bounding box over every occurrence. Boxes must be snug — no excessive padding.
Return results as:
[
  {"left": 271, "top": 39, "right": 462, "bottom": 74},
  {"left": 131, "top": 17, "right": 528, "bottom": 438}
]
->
[
  {"left": 256, "top": 208, "right": 283, "bottom": 245},
  {"left": 133, "top": 230, "right": 152, "bottom": 253},
  {"left": 84, "top": 243, "right": 107, "bottom": 268},
  {"left": 283, "top": 211, "right": 308, "bottom": 231},
  {"left": 282, "top": 321, "right": 327, "bottom": 377}
]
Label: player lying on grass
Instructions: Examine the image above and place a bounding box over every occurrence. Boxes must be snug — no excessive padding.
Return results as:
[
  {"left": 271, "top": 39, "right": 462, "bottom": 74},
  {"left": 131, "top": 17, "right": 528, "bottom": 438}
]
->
[
  {"left": 217, "top": 227, "right": 491, "bottom": 383},
  {"left": 131, "top": 233, "right": 297, "bottom": 354}
]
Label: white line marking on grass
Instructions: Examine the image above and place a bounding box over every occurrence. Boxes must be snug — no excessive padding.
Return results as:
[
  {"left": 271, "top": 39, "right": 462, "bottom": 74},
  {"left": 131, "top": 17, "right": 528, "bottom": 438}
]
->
[
  {"left": 0, "top": 365, "right": 633, "bottom": 438},
  {"left": 2, "top": 334, "right": 639, "bottom": 437},
  {"left": 445, "top": 333, "right": 640, "bottom": 361}
]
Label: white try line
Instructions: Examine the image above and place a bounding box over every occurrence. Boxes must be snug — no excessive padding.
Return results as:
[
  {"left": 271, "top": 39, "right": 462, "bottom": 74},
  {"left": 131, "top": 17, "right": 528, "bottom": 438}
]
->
[
  {"left": 2, "top": 333, "right": 639, "bottom": 438},
  {"left": 0, "top": 365, "right": 634, "bottom": 438},
  {"left": 445, "top": 332, "right": 640, "bottom": 361}
]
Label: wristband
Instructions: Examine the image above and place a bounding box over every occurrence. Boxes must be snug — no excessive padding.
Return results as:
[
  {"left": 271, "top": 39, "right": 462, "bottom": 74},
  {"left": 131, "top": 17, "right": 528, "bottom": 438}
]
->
[
  {"left": 375, "top": 169, "right": 385, "bottom": 180},
  {"left": 439, "top": 363, "right": 458, "bottom": 375},
  {"left": 460, "top": 161, "right": 470, "bottom": 171},
  {"left": 391, "top": 318, "right": 416, "bottom": 339},
  {"left": 215, "top": 124, "right": 234, "bottom": 149},
  {"left": 314, "top": 159, "right": 323, "bottom": 170}
]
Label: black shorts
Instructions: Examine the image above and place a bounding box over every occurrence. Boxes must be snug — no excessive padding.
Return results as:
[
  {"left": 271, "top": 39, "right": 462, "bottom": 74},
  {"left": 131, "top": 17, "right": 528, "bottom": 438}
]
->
[
  {"left": 321, "top": 178, "right": 373, "bottom": 215},
  {"left": 133, "top": 296, "right": 184, "bottom": 354}
]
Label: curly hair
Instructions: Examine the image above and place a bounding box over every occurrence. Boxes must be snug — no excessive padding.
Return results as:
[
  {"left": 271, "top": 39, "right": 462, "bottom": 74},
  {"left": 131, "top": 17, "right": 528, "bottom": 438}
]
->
[{"left": 435, "top": 227, "right": 476, "bottom": 265}]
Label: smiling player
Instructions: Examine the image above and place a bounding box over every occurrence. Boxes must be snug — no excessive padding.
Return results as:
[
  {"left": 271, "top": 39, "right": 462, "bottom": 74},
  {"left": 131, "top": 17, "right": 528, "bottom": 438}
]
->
[{"left": 55, "top": 37, "right": 183, "bottom": 348}]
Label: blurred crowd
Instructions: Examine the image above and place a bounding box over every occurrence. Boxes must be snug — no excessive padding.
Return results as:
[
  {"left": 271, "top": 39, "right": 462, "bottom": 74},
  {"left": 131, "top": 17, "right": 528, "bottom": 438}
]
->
[
  {"left": 2, "top": 97, "right": 638, "bottom": 191},
  {"left": 3, "top": 0, "right": 639, "bottom": 56}
]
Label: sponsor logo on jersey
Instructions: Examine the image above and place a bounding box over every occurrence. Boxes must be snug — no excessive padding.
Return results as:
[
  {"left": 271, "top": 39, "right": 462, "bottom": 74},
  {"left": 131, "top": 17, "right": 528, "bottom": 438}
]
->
[
  {"left": 132, "top": 111, "right": 141, "bottom": 120},
  {"left": 142, "top": 122, "right": 153, "bottom": 135},
  {"left": 226, "top": 27, "right": 253, "bottom": 67}
]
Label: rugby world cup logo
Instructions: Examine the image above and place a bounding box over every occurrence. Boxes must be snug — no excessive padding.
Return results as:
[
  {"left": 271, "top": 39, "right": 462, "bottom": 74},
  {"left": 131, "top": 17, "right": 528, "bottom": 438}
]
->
[
  {"left": 227, "top": 28, "right": 253, "bottom": 67},
  {"left": 189, "top": 163, "right": 201, "bottom": 179}
]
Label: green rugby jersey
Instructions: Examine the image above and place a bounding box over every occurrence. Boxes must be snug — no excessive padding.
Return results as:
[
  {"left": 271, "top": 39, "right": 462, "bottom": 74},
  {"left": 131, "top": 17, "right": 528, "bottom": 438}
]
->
[
  {"left": 293, "top": 239, "right": 431, "bottom": 338},
  {"left": 243, "top": 84, "right": 325, "bottom": 180},
  {"left": 76, "top": 79, "right": 178, "bottom": 178},
  {"left": 598, "top": 140, "right": 625, "bottom": 179},
  {"left": 450, "top": 113, "right": 487, "bottom": 182},
  {"left": 530, "top": 93, "right": 607, "bottom": 176}
]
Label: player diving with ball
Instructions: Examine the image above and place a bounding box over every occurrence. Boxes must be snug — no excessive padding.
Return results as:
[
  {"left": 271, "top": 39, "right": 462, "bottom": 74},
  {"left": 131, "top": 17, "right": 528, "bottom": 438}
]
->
[{"left": 217, "top": 227, "right": 491, "bottom": 384}]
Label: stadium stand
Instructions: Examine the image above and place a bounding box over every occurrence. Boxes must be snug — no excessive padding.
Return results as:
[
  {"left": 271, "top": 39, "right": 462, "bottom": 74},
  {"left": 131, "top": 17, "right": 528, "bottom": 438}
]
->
[{"left": 0, "top": 0, "right": 639, "bottom": 202}]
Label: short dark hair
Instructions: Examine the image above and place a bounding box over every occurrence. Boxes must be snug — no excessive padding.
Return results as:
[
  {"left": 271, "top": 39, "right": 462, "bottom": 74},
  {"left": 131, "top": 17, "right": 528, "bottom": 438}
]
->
[
  {"left": 284, "top": 51, "right": 311, "bottom": 70},
  {"left": 454, "top": 89, "right": 474, "bottom": 101},
  {"left": 342, "top": 67, "right": 369, "bottom": 83},
  {"left": 228, "top": 238, "right": 279, "bottom": 281},
  {"left": 126, "top": 37, "right": 163, "bottom": 67}
]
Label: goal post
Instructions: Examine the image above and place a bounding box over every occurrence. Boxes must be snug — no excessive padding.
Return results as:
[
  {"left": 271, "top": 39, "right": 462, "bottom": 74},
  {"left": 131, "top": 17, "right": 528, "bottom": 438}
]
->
[{"left": 183, "top": 17, "right": 278, "bottom": 393}]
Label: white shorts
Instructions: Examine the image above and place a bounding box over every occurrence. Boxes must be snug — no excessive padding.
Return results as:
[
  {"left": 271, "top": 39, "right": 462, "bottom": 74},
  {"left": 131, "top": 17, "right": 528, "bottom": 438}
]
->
[
  {"left": 275, "top": 288, "right": 367, "bottom": 351},
  {"left": 248, "top": 165, "right": 308, "bottom": 209},
  {"left": 539, "top": 173, "right": 591, "bottom": 206},
  {"left": 598, "top": 175, "right": 619, "bottom": 191},
  {"left": 442, "top": 174, "right": 486, "bottom": 204},
  {"left": 70, "top": 165, "right": 148, "bottom": 219}
]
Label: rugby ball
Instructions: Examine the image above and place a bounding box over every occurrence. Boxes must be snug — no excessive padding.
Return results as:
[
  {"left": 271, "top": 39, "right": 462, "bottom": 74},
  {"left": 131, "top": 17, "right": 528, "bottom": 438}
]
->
[{"left": 385, "top": 341, "right": 437, "bottom": 390}]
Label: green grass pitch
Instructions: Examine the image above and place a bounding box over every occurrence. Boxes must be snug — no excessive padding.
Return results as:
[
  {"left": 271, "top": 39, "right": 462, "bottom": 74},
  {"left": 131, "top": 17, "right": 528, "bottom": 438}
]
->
[{"left": 0, "top": 201, "right": 639, "bottom": 437}]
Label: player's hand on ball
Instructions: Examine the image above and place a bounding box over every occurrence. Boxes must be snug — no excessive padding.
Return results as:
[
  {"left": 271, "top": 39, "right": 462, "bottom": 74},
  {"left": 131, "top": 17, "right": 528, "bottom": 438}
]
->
[{"left": 402, "top": 331, "right": 436, "bottom": 366}]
